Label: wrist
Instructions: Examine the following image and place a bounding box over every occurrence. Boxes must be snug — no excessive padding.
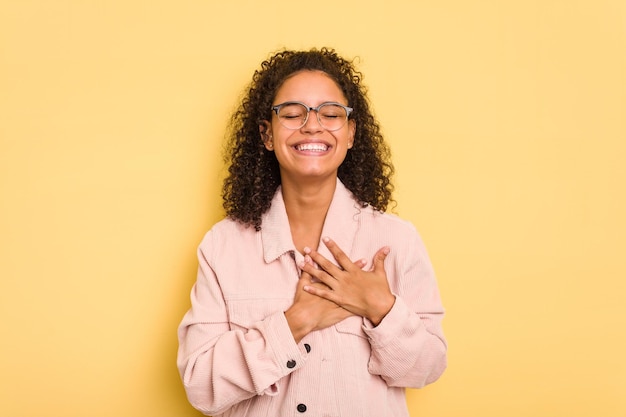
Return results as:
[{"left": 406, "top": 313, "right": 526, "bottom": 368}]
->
[
  {"left": 284, "top": 307, "right": 314, "bottom": 344},
  {"left": 368, "top": 294, "right": 395, "bottom": 327}
]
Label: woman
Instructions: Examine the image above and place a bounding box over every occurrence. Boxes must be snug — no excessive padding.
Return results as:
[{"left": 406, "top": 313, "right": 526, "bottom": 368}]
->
[{"left": 177, "top": 48, "right": 447, "bottom": 417}]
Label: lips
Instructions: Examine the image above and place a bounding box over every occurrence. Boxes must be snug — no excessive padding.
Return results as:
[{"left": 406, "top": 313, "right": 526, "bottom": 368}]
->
[{"left": 295, "top": 142, "right": 329, "bottom": 152}]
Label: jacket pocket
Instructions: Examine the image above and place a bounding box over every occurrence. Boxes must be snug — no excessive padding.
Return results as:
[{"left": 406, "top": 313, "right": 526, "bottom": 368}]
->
[
  {"left": 227, "top": 298, "right": 292, "bottom": 331},
  {"left": 334, "top": 315, "right": 368, "bottom": 339}
]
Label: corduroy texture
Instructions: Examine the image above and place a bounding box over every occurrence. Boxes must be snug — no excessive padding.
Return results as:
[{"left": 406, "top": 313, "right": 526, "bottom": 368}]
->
[{"left": 177, "top": 179, "right": 447, "bottom": 416}]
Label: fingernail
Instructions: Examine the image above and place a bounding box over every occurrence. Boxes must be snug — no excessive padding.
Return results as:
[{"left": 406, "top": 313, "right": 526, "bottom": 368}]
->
[
  {"left": 303, "top": 246, "right": 311, "bottom": 254},
  {"left": 322, "top": 236, "right": 330, "bottom": 243},
  {"left": 383, "top": 247, "right": 390, "bottom": 255}
]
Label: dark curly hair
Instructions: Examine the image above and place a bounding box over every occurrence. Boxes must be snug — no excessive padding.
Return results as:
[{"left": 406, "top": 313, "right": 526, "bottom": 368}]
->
[{"left": 222, "top": 47, "right": 394, "bottom": 230}]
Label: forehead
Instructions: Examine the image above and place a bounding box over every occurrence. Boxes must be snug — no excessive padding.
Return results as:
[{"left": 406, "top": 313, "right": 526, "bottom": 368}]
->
[{"left": 274, "top": 70, "right": 347, "bottom": 105}]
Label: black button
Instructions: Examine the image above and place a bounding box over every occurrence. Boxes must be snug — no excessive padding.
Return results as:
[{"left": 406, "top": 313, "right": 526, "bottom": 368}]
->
[
  {"left": 286, "top": 360, "right": 296, "bottom": 369},
  {"left": 297, "top": 403, "right": 307, "bottom": 413},
  {"left": 304, "top": 343, "right": 311, "bottom": 353}
]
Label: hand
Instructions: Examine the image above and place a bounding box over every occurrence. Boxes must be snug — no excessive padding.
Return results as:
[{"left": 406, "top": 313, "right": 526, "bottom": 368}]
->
[
  {"left": 284, "top": 256, "right": 355, "bottom": 343},
  {"left": 300, "top": 237, "right": 395, "bottom": 326}
]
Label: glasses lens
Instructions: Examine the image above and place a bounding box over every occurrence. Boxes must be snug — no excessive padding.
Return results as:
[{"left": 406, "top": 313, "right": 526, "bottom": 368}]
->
[
  {"left": 318, "top": 103, "right": 348, "bottom": 131},
  {"left": 277, "top": 103, "right": 307, "bottom": 129},
  {"left": 276, "top": 102, "right": 349, "bottom": 131}
]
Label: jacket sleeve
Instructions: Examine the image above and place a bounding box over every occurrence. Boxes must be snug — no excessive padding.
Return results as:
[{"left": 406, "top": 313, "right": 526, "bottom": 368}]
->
[
  {"left": 176, "top": 232, "right": 305, "bottom": 416},
  {"left": 362, "top": 228, "right": 447, "bottom": 388}
]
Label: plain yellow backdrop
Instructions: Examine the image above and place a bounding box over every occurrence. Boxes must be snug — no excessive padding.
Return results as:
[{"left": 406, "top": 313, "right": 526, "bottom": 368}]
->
[{"left": 1, "top": 1, "right": 624, "bottom": 416}]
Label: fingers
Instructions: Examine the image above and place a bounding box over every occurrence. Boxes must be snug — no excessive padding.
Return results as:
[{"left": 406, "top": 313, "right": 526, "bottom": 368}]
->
[
  {"left": 301, "top": 239, "right": 388, "bottom": 278},
  {"left": 371, "top": 246, "right": 390, "bottom": 273},
  {"left": 296, "top": 269, "right": 313, "bottom": 290},
  {"left": 354, "top": 258, "right": 367, "bottom": 269},
  {"left": 303, "top": 247, "right": 342, "bottom": 279},
  {"left": 299, "top": 257, "right": 335, "bottom": 289},
  {"left": 320, "top": 237, "right": 355, "bottom": 271},
  {"left": 303, "top": 237, "right": 362, "bottom": 275},
  {"left": 302, "top": 281, "right": 332, "bottom": 298}
]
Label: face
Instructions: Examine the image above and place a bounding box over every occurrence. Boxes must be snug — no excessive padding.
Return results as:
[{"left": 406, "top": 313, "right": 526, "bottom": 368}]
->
[{"left": 260, "top": 70, "right": 356, "bottom": 184}]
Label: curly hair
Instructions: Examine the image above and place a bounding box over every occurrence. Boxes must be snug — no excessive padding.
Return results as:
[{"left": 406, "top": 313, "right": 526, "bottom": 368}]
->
[{"left": 222, "top": 47, "right": 394, "bottom": 230}]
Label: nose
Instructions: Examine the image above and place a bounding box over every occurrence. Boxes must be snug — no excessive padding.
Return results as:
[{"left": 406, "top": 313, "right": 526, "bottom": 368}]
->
[{"left": 301, "top": 108, "right": 323, "bottom": 132}]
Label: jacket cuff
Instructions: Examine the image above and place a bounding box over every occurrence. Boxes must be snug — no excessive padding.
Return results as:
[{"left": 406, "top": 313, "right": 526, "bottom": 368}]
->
[
  {"left": 263, "top": 310, "right": 307, "bottom": 374},
  {"left": 362, "top": 295, "right": 416, "bottom": 348}
]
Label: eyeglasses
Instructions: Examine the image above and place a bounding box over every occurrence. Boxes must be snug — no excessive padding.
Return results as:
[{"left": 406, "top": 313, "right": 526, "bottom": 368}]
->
[{"left": 271, "top": 101, "right": 353, "bottom": 131}]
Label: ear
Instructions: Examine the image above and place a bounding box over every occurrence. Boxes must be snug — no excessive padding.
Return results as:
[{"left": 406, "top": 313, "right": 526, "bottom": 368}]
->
[
  {"left": 347, "top": 119, "right": 356, "bottom": 149},
  {"left": 259, "top": 120, "right": 274, "bottom": 151}
]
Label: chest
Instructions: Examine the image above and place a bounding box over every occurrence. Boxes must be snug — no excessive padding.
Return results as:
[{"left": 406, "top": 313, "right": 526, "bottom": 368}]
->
[{"left": 212, "top": 249, "right": 301, "bottom": 301}]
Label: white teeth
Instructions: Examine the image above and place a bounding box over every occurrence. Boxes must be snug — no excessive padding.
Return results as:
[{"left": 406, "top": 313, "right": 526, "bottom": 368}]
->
[{"left": 296, "top": 143, "right": 328, "bottom": 152}]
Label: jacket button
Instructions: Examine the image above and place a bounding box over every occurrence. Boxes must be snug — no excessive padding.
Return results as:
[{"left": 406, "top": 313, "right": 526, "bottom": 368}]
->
[
  {"left": 304, "top": 343, "right": 311, "bottom": 353},
  {"left": 297, "top": 403, "right": 307, "bottom": 413},
  {"left": 286, "top": 360, "right": 296, "bottom": 369}
]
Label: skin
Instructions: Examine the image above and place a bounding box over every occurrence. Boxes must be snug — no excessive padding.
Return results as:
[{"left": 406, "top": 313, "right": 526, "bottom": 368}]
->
[
  {"left": 259, "top": 70, "right": 395, "bottom": 343},
  {"left": 261, "top": 70, "right": 355, "bottom": 187}
]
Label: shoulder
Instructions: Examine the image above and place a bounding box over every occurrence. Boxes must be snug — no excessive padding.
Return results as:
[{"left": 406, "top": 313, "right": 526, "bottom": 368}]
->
[
  {"left": 199, "top": 217, "right": 259, "bottom": 253},
  {"left": 360, "top": 206, "right": 419, "bottom": 236},
  {"left": 356, "top": 206, "right": 430, "bottom": 254}
]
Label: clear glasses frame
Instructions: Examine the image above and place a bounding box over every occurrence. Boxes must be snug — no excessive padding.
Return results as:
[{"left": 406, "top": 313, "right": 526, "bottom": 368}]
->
[{"left": 271, "top": 101, "right": 353, "bottom": 131}]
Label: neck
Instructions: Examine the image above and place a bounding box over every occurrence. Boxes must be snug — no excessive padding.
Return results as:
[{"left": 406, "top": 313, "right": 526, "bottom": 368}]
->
[{"left": 280, "top": 176, "right": 337, "bottom": 253}]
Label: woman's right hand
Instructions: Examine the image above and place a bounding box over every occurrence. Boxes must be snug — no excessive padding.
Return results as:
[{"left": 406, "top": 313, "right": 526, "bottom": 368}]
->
[{"left": 284, "top": 269, "right": 353, "bottom": 344}]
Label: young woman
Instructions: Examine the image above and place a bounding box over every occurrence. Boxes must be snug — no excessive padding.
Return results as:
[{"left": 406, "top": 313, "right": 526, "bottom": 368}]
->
[{"left": 177, "top": 48, "right": 447, "bottom": 417}]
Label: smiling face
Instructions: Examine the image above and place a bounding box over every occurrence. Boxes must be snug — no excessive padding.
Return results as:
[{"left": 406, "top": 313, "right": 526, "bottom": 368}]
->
[{"left": 261, "top": 70, "right": 355, "bottom": 185}]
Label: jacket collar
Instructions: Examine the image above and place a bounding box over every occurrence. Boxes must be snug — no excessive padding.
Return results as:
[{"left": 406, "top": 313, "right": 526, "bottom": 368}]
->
[{"left": 261, "top": 178, "right": 362, "bottom": 265}]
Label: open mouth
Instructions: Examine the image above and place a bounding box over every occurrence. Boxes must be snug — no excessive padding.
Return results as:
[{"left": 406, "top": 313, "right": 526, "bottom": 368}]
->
[{"left": 295, "top": 143, "right": 329, "bottom": 152}]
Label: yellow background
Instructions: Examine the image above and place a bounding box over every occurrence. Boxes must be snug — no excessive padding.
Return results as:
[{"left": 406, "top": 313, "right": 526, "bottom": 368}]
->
[{"left": 1, "top": 1, "right": 624, "bottom": 416}]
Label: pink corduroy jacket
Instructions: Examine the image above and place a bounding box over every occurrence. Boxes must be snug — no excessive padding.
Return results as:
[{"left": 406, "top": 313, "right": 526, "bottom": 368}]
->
[{"left": 177, "top": 180, "right": 447, "bottom": 417}]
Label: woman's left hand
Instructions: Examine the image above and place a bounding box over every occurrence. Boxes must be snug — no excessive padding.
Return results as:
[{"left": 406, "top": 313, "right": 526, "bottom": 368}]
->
[{"left": 299, "top": 237, "right": 395, "bottom": 326}]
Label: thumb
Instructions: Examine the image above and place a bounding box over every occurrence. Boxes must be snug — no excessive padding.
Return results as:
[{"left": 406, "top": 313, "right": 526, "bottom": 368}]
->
[
  {"left": 298, "top": 270, "right": 313, "bottom": 285},
  {"left": 371, "top": 246, "right": 390, "bottom": 273}
]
